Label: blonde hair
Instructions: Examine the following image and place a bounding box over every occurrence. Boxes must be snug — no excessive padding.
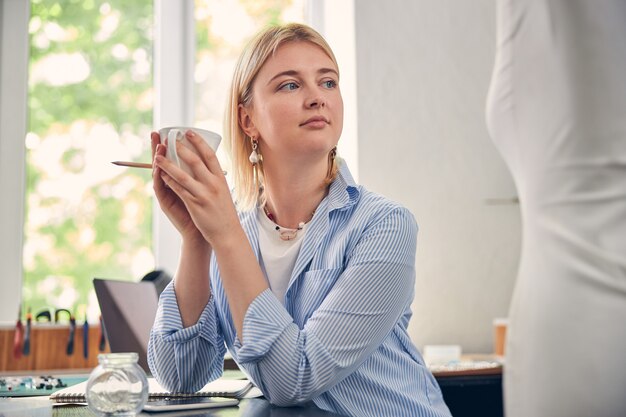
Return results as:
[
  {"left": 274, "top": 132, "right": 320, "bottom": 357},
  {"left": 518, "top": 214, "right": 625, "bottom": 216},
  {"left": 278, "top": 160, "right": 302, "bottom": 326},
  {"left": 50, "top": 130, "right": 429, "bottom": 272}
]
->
[{"left": 224, "top": 23, "right": 340, "bottom": 211}]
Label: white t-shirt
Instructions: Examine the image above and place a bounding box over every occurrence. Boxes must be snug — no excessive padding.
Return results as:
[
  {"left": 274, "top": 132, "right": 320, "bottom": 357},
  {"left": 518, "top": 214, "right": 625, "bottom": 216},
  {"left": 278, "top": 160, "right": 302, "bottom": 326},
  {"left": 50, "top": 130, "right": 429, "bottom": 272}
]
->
[{"left": 256, "top": 207, "right": 308, "bottom": 305}]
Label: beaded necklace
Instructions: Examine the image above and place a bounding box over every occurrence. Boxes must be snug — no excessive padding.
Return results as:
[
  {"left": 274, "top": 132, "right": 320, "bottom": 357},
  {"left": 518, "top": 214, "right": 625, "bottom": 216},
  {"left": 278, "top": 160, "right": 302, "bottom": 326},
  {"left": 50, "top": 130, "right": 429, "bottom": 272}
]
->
[{"left": 262, "top": 205, "right": 314, "bottom": 241}]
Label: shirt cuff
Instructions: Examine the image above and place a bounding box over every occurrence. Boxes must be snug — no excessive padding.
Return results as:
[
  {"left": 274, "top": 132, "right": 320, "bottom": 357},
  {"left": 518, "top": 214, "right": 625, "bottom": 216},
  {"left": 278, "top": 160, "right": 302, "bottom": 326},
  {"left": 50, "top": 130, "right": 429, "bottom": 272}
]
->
[
  {"left": 235, "top": 288, "right": 293, "bottom": 363},
  {"left": 152, "top": 281, "right": 220, "bottom": 346}
]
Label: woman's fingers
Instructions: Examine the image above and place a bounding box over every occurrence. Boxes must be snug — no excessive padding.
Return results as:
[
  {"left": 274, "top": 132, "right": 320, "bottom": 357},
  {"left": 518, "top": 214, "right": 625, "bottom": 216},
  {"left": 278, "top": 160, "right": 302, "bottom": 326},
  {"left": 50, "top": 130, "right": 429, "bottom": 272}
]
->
[
  {"left": 183, "top": 130, "right": 225, "bottom": 179},
  {"left": 159, "top": 170, "right": 194, "bottom": 202},
  {"left": 151, "top": 131, "right": 161, "bottom": 160},
  {"left": 154, "top": 152, "right": 204, "bottom": 201},
  {"left": 152, "top": 143, "right": 169, "bottom": 193}
]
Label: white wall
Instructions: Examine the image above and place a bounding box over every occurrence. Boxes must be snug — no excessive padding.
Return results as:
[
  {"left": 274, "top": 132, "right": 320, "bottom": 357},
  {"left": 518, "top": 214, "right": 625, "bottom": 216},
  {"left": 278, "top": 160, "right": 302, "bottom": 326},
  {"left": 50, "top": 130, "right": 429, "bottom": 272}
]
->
[{"left": 353, "top": 0, "right": 520, "bottom": 353}]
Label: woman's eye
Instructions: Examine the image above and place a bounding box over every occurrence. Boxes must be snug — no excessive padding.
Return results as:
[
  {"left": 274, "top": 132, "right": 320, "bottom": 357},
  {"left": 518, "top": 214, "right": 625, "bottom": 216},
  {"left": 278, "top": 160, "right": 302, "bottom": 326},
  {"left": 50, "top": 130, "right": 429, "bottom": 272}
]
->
[
  {"left": 279, "top": 82, "right": 299, "bottom": 91},
  {"left": 322, "top": 80, "right": 337, "bottom": 89}
]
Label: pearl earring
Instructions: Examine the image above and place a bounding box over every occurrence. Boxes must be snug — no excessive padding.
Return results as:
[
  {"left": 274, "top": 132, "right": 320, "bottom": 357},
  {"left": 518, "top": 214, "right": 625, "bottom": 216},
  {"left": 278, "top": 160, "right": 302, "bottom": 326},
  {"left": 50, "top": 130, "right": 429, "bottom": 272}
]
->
[{"left": 249, "top": 139, "right": 259, "bottom": 164}]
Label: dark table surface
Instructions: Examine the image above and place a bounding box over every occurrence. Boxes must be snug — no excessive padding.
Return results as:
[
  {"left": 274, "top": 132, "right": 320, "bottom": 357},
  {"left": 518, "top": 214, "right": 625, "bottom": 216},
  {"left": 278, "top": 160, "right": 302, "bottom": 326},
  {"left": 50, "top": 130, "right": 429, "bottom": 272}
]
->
[{"left": 50, "top": 399, "right": 348, "bottom": 417}]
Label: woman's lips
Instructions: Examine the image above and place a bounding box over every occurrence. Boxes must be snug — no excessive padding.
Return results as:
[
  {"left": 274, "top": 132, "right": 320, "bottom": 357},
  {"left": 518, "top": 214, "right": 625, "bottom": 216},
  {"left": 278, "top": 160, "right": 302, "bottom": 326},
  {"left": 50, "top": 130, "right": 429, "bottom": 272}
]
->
[{"left": 300, "top": 116, "right": 329, "bottom": 128}]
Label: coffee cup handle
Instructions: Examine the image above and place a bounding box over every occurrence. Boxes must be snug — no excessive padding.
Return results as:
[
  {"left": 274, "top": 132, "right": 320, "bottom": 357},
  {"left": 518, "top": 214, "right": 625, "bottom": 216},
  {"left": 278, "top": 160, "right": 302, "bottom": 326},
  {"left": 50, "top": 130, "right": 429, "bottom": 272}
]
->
[{"left": 167, "top": 129, "right": 184, "bottom": 165}]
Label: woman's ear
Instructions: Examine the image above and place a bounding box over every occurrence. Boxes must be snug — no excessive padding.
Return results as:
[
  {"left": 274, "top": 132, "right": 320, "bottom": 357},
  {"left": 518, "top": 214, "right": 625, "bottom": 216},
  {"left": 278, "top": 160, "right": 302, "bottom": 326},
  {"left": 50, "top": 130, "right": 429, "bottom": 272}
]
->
[{"left": 238, "top": 104, "right": 258, "bottom": 138}]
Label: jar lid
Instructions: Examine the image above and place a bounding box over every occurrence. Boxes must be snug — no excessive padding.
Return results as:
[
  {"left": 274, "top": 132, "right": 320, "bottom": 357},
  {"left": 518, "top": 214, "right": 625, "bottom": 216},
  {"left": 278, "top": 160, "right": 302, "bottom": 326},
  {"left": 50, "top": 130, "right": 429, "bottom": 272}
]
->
[{"left": 97, "top": 352, "right": 139, "bottom": 364}]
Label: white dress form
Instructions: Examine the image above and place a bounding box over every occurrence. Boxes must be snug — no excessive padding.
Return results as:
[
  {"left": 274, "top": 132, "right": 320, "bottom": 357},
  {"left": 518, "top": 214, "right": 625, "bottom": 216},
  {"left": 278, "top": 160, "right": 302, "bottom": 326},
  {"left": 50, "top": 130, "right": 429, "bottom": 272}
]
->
[{"left": 486, "top": 1, "right": 626, "bottom": 416}]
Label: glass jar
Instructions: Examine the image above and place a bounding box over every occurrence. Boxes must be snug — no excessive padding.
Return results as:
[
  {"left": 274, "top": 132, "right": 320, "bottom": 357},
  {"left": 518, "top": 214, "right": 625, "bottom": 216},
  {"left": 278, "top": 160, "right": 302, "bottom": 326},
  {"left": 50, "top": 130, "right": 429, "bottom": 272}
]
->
[{"left": 86, "top": 352, "right": 149, "bottom": 416}]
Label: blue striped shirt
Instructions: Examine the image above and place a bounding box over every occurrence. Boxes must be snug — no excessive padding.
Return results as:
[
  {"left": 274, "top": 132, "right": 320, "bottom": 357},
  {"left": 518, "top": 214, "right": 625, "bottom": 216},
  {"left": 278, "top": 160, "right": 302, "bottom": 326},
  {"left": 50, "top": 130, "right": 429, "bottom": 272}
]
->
[{"left": 148, "top": 162, "right": 451, "bottom": 417}]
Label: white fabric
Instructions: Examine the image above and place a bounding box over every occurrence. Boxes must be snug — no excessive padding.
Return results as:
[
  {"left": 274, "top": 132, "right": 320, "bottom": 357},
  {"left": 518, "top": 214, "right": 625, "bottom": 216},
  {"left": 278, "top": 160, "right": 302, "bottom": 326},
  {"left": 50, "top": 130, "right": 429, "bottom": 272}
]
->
[
  {"left": 257, "top": 207, "right": 306, "bottom": 305},
  {"left": 486, "top": 1, "right": 626, "bottom": 416}
]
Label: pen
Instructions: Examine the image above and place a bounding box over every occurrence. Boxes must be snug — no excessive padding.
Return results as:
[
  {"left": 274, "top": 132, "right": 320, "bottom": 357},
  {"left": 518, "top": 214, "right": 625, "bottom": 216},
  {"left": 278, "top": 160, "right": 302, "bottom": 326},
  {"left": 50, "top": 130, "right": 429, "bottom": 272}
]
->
[
  {"left": 111, "top": 161, "right": 152, "bottom": 169},
  {"left": 112, "top": 160, "right": 227, "bottom": 175}
]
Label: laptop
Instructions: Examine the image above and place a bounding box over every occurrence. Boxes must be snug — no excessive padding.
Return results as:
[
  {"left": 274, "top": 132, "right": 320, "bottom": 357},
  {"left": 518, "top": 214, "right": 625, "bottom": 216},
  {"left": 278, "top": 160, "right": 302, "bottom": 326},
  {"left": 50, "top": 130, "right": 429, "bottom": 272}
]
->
[{"left": 93, "top": 278, "right": 159, "bottom": 374}]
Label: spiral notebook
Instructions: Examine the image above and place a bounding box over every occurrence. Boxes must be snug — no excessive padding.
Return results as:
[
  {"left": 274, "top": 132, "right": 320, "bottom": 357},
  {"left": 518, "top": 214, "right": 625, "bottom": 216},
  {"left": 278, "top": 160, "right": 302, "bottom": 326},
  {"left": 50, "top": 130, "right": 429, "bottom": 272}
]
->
[{"left": 49, "top": 377, "right": 257, "bottom": 403}]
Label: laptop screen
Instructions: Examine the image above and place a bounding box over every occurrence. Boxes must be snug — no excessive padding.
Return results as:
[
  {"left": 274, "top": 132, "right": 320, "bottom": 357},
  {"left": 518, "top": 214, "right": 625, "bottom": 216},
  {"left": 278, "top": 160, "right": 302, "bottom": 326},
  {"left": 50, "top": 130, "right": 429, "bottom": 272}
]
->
[{"left": 93, "top": 278, "right": 159, "bottom": 374}]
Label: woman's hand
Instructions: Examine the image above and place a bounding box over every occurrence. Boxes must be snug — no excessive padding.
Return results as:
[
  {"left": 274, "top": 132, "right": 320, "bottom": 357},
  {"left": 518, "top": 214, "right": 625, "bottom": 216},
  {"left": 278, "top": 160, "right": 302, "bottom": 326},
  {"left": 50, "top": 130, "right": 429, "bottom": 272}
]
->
[
  {"left": 153, "top": 130, "right": 240, "bottom": 247},
  {"left": 151, "top": 132, "right": 205, "bottom": 244}
]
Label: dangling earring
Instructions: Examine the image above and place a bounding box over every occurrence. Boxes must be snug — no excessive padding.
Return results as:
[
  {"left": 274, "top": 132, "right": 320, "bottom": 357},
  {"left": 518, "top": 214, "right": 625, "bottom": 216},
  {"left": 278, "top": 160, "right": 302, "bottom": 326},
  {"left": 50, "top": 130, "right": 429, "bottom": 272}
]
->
[
  {"left": 249, "top": 138, "right": 259, "bottom": 164},
  {"left": 325, "top": 146, "right": 337, "bottom": 184},
  {"left": 249, "top": 138, "right": 263, "bottom": 201}
]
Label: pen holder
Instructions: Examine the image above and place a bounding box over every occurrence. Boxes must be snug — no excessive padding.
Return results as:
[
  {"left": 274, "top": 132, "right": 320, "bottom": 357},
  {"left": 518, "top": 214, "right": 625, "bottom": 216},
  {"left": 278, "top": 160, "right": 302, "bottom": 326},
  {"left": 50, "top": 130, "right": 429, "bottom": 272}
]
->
[{"left": 86, "top": 352, "right": 149, "bottom": 416}]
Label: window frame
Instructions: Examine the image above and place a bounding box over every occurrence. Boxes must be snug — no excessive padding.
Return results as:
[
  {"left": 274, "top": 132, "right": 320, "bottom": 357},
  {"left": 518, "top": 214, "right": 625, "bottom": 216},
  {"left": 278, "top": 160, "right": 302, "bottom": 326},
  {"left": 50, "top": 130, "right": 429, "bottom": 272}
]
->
[{"left": 0, "top": 0, "right": 29, "bottom": 325}]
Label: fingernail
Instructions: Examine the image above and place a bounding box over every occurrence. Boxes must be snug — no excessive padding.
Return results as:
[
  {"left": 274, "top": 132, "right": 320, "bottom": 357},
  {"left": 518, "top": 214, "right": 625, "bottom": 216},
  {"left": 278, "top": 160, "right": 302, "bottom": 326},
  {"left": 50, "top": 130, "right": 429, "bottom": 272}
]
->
[{"left": 185, "top": 130, "right": 194, "bottom": 137}]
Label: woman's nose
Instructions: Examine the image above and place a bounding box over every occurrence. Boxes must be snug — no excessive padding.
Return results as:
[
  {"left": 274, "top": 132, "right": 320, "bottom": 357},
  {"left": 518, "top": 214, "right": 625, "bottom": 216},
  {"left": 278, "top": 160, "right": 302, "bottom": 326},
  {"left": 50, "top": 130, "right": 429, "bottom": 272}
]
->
[{"left": 306, "top": 96, "right": 325, "bottom": 108}]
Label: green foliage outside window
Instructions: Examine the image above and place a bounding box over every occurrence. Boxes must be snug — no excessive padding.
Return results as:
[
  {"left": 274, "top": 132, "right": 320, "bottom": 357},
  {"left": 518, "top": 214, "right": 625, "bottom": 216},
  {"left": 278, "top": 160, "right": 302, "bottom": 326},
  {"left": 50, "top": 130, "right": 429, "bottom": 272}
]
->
[{"left": 24, "top": 0, "right": 154, "bottom": 319}]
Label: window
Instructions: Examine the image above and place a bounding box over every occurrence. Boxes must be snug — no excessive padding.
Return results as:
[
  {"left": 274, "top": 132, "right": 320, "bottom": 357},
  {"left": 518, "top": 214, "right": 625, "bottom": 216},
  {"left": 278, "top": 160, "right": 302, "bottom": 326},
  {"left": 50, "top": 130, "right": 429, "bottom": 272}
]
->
[
  {"left": 0, "top": 0, "right": 316, "bottom": 324},
  {"left": 1, "top": 0, "right": 355, "bottom": 325},
  {"left": 193, "top": 0, "right": 306, "bottom": 133},
  {"left": 20, "top": 0, "right": 155, "bottom": 320}
]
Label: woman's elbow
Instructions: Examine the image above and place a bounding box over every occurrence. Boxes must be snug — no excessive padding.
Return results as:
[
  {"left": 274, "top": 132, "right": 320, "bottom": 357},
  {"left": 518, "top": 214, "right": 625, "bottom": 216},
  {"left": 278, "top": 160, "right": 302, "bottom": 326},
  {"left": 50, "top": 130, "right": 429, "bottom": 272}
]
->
[{"left": 261, "top": 380, "right": 325, "bottom": 407}]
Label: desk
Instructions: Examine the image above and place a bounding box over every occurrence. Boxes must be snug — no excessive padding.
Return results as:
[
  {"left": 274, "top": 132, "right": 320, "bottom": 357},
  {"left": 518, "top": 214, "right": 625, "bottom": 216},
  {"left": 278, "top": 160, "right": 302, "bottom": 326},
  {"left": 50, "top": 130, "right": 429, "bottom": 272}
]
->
[
  {"left": 432, "top": 355, "right": 504, "bottom": 417},
  {"left": 4, "top": 399, "right": 348, "bottom": 417},
  {"left": 4, "top": 357, "right": 502, "bottom": 417}
]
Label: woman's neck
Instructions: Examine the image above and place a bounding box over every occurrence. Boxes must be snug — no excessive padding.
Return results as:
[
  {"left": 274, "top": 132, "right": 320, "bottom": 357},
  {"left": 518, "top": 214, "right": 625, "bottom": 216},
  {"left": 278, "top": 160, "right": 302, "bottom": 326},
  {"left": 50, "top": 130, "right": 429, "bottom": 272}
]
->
[{"left": 262, "top": 161, "right": 330, "bottom": 229}]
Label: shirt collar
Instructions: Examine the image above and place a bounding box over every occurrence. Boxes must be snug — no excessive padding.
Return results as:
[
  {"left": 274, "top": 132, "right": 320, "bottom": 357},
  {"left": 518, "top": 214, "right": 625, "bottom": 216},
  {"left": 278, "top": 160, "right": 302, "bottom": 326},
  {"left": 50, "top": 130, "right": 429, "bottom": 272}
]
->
[
  {"left": 240, "top": 160, "right": 360, "bottom": 225},
  {"left": 326, "top": 159, "right": 360, "bottom": 212}
]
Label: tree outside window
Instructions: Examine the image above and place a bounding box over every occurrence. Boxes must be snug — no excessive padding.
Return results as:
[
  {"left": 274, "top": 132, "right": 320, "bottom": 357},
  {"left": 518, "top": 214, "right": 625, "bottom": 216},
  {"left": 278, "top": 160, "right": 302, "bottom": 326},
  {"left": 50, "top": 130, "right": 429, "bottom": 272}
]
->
[{"left": 24, "top": 0, "right": 155, "bottom": 320}]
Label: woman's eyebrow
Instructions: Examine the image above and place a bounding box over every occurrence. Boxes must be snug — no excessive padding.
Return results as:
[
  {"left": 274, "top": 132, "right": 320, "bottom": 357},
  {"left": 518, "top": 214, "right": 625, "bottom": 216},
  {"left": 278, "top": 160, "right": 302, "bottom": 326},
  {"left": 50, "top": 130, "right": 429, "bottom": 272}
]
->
[
  {"left": 318, "top": 67, "right": 339, "bottom": 78},
  {"left": 268, "top": 70, "right": 299, "bottom": 85},
  {"left": 267, "top": 68, "right": 339, "bottom": 85}
]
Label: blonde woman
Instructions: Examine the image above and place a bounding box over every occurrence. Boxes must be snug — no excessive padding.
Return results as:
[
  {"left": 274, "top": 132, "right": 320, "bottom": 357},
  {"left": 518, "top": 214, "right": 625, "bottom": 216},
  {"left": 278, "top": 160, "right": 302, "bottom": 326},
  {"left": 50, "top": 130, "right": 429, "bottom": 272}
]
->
[{"left": 148, "top": 23, "right": 451, "bottom": 417}]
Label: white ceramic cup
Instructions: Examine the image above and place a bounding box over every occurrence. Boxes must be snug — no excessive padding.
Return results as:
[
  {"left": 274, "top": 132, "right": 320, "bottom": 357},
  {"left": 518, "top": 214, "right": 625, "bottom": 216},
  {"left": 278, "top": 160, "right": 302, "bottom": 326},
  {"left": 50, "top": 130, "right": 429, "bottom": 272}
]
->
[{"left": 158, "top": 127, "right": 221, "bottom": 175}]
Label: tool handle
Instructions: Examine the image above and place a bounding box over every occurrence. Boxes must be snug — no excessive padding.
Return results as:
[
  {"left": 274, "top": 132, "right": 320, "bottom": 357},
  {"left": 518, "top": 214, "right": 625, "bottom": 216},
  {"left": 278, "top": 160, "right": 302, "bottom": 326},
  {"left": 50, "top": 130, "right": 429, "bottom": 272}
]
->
[
  {"left": 83, "top": 320, "right": 89, "bottom": 359},
  {"left": 23, "top": 316, "right": 31, "bottom": 356},
  {"left": 13, "top": 320, "right": 24, "bottom": 359},
  {"left": 66, "top": 317, "right": 76, "bottom": 355},
  {"left": 98, "top": 315, "right": 106, "bottom": 351}
]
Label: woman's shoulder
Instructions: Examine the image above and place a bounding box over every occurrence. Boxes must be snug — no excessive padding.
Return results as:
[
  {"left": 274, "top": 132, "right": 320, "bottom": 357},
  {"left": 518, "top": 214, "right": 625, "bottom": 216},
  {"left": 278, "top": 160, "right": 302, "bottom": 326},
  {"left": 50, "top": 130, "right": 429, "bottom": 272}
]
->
[
  {"left": 328, "top": 162, "right": 417, "bottom": 233},
  {"left": 338, "top": 185, "right": 417, "bottom": 237},
  {"left": 354, "top": 187, "right": 417, "bottom": 226}
]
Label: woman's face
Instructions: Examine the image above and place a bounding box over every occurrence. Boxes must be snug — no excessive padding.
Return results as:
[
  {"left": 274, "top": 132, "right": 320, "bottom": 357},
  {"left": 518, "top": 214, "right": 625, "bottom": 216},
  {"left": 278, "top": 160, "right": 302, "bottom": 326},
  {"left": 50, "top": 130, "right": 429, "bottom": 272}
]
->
[{"left": 242, "top": 41, "right": 343, "bottom": 164}]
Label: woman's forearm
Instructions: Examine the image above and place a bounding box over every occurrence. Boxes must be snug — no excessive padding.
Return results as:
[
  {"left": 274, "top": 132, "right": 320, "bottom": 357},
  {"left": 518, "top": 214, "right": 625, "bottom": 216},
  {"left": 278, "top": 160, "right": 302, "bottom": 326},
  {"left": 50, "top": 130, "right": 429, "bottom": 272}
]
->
[
  {"left": 174, "top": 237, "right": 212, "bottom": 328},
  {"left": 211, "top": 227, "right": 268, "bottom": 341}
]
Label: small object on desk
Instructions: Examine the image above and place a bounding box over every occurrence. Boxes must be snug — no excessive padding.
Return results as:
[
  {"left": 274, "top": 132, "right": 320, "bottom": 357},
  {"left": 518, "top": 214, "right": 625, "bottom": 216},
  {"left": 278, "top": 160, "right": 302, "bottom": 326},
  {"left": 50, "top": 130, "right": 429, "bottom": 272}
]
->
[
  {"left": 51, "top": 375, "right": 258, "bottom": 403},
  {"left": 493, "top": 317, "right": 509, "bottom": 356},
  {"left": 429, "top": 356, "right": 503, "bottom": 377},
  {"left": 0, "top": 398, "right": 52, "bottom": 417},
  {"left": 143, "top": 397, "right": 239, "bottom": 412},
  {"left": 0, "top": 376, "right": 72, "bottom": 398},
  {"left": 423, "top": 345, "right": 462, "bottom": 366},
  {"left": 85, "top": 352, "right": 149, "bottom": 416}
]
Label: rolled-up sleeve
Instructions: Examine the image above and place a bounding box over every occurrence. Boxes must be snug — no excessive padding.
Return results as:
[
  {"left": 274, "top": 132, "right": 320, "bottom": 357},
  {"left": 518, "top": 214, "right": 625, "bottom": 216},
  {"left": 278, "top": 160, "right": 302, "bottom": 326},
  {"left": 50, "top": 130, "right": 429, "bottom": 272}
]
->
[
  {"left": 147, "top": 281, "right": 226, "bottom": 392},
  {"left": 233, "top": 207, "right": 418, "bottom": 407}
]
